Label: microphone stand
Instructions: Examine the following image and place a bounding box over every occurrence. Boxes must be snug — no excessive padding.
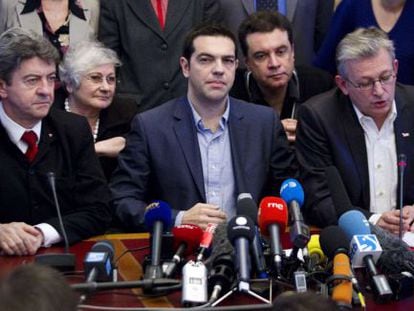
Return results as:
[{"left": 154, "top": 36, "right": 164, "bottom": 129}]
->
[
  {"left": 211, "top": 278, "right": 272, "bottom": 307},
  {"left": 398, "top": 154, "right": 407, "bottom": 240}
]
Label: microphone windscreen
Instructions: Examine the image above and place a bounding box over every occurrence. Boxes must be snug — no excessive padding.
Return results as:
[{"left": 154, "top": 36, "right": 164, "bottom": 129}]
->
[
  {"left": 338, "top": 210, "right": 371, "bottom": 239},
  {"left": 320, "top": 226, "right": 349, "bottom": 259},
  {"left": 172, "top": 224, "right": 203, "bottom": 256},
  {"left": 325, "top": 166, "right": 352, "bottom": 217},
  {"left": 227, "top": 215, "right": 255, "bottom": 243},
  {"left": 258, "top": 196, "right": 288, "bottom": 236},
  {"left": 237, "top": 193, "right": 258, "bottom": 223},
  {"left": 280, "top": 178, "right": 304, "bottom": 206},
  {"left": 144, "top": 200, "right": 172, "bottom": 230},
  {"left": 308, "top": 235, "right": 325, "bottom": 260},
  {"left": 91, "top": 240, "right": 115, "bottom": 260},
  {"left": 207, "top": 223, "right": 233, "bottom": 268}
]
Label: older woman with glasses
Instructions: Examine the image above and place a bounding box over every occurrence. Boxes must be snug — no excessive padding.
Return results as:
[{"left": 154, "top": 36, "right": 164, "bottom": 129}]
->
[{"left": 57, "top": 40, "right": 137, "bottom": 179}]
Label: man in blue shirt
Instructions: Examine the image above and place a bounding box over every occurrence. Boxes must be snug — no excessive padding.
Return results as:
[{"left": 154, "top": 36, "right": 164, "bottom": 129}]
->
[{"left": 110, "top": 24, "right": 295, "bottom": 231}]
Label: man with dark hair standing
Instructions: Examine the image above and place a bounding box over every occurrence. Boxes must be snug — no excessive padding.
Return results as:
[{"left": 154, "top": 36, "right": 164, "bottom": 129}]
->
[
  {"left": 110, "top": 24, "right": 295, "bottom": 231},
  {"left": 0, "top": 28, "right": 111, "bottom": 255},
  {"left": 296, "top": 27, "right": 414, "bottom": 235},
  {"left": 231, "top": 11, "right": 333, "bottom": 142}
]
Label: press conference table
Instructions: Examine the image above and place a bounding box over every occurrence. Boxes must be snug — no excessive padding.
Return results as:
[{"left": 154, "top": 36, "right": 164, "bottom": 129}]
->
[{"left": 0, "top": 233, "right": 413, "bottom": 310}]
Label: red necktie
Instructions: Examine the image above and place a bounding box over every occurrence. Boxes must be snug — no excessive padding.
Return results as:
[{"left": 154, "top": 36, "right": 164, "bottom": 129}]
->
[
  {"left": 156, "top": 0, "right": 165, "bottom": 30},
  {"left": 21, "top": 131, "right": 38, "bottom": 162}
]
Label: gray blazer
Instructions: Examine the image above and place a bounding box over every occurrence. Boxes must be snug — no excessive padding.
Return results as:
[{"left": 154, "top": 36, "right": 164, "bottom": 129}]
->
[
  {"left": 0, "top": 0, "right": 99, "bottom": 42},
  {"left": 219, "top": 0, "right": 334, "bottom": 66}
]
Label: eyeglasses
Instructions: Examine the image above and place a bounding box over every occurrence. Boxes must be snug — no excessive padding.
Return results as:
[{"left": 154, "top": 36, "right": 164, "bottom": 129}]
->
[
  {"left": 85, "top": 73, "right": 116, "bottom": 85},
  {"left": 345, "top": 73, "right": 396, "bottom": 91}
]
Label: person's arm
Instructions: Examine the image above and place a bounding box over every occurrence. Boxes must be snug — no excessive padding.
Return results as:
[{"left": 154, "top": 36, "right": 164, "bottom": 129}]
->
[
  {"left": 313, "top": 0, "right": 356, "bottom": 73},
  {"left": 202, "top": 0, "right": 223, "bottom": 23},
  {"left": 45, "top": 117, "right": 112, "bottom": 244},
  {"left": 95, "top": 136, "right": 125, "bottom": 158},
  {"left": 314, "top": 0, "right": 335, "bottom": 52},
  {"left": 0, "top": 222, "right": 42, "bottom": 256},
  {"left": 295, "top": 102, "right": 368, "bottom": 226}
]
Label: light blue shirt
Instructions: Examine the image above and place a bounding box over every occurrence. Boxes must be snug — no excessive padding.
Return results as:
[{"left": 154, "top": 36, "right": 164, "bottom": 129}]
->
[{"left": 175, "top": 99, "right": 236, "bottom": 225}]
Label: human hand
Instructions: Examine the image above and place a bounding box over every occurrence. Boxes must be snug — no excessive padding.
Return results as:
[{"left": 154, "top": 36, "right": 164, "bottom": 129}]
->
[
  {"left": 281, "top": 118, "right": 297, "bottom": 142},
  {"left": 0, "top": 222, "right": 43, "bottom": 256},
  {"left": 377, "top": 208, "right": 412, "bottom": 235},
  {"left": 181, "top": 203, "right": 227, "bottom": 230}
]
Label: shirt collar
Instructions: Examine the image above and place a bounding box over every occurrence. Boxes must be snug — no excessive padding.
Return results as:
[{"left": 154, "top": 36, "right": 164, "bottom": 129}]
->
[
  {"left": 353, "top": 100, "right": 397, "bottom": 126},
  {"left": 188, "top": 97, "right": 230, "bottom": 131},
  {"left": 0, "top": 101, "right": 42, "bottom": 145}
]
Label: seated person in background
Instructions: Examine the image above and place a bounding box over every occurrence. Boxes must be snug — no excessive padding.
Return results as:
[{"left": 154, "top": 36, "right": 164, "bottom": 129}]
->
[
  {"left": 0, "top": 264, "right": 78, "bottom": 311},
  {"left": 0, "top": 0, "right": 99, "bottom": 57},
  {"left": 296, "top": 27, "right": 414, "bottom": 235},
  {"left": 57, "top": 41, "right": 138, "bottom": 180},
  {"left": 231, "top": 11, "right": 334, "bottom": 143},
  {"left": 0, "top": 28, "right": 111, "bottom": 256},
  {"left": 110, "top": 23, "right": 296, "bottom": 232}
]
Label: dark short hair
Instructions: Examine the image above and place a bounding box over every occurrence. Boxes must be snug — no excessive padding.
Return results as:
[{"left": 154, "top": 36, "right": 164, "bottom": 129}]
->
[
  {"left": 182, "top": 23, "right": 238, "bottom": 60},
  {"left": 0, "top": 264, "right": 78, "bottom": 311},
  {"left": 0, "top": 27, "right": 60, "bottom": 85},
  {"left": 238, "top": 11, "right": 293, "bottom": 57}
]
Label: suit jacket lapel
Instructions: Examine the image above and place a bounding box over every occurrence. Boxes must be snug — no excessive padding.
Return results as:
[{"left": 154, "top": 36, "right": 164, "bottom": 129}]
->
[
  {"left": 126, "top": 0, "right": 164, "bottom": 39},
  {"left": 173, "top": 98, "right": 206, "bottom": 201},
  {"left": 163, "top": 0, "right": 191, "bottom": 38},
  {"left": 340, "top": 94, "right": 370, "bottom": 208},
  {"left": 228, "top": 99, "right": 248, "bottom": 194},
  {"left": 394, "top": 88, "right": 411, "bottom": 158},
  {"left": 16, "top": 2, "right": 43, "bottom": 35},
  {"left": 69, "top": 0, "right": 91, "bottom": 43},
  {"left": 35, "top": 117, "right": 56, "bottom": 164},
  {"left": 286, "top": 0, "right": 298, "bottom": 21},
  {"left": 241, "top": 0, "right": 255, "bottom": 15}
]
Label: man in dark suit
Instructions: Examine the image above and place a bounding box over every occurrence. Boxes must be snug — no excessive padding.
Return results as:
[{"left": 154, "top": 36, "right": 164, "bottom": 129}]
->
[
  {"left": 0, "top": 28, "right": 111, "bottom": 256},
  {"left": 231, "top": 11, "right": 334, "bottom": 142},
  {"left": 296, "top": 27, "right": 414, "bottom": 235},
  {"left": 110, "top": 24, "right": 296, "bottom": 232},
  {"left": 219, "top": 0, "right": 334, "bottom": 66},
  {"left": 98, "top": 0, "right": 222, "bottom": 113}
]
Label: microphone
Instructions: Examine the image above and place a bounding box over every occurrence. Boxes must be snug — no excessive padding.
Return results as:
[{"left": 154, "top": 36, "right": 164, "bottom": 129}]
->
[
  {"left": 196, "top": 223, "right": 217, "bottom": 262},
  {"left": 338, "top": 210, "right": 393, "bottom": 303},
  {"left": 280, "top": 179, "right": 310, "bottom": 249},
  {"left": 35, "top": 172, "right": 75, "bottom": 271},
  {"left": 84, "top": 240, "right": 114, "bottom": 283},
  {"left": 164, "top": 224, "right": 203, "bottom": 277},
  {"left": 320, "top": 226, "right": 353, "bottom": 309},
  {"left": 207, "top": 223, "right": 235, "bottom": 302},
  {"left": 307, "top": 234, "right": 327, "bottom": 272},
  {"left": 258, "top": 196, "right": 288, "bottom": 276},
  {"left": 143, "top": 200, "right": 172, "bottom": 280},
  {"left": 227, "top": 215, "right": 255, "bottom": 292},
  {"left": 398, "top": 154, "right": 407, "bottom": 239},
  {"left": 237, "top": 193, "right": 268, "bottom": 279}
]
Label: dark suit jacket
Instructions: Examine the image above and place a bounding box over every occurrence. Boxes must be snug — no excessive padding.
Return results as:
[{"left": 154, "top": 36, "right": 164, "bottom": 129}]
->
[
  {"left": 0, "top": 108, "right": 112, "bottom": 244},
  {"left": 295, "top": 85, "right": 414, "bottom": 227},
  {"left": 98, "top": 0, "right": 222, "bottom": 113},
  {"left": 54, "top": 95, "right": 138, "bottom": 180},
  {"left": 219, "top": 0, "right": 334, "bottom": 66},
  {"left": 110, "top": 97, "right": 296, "bottom": 231}
]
